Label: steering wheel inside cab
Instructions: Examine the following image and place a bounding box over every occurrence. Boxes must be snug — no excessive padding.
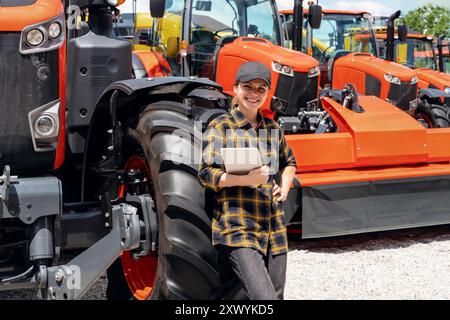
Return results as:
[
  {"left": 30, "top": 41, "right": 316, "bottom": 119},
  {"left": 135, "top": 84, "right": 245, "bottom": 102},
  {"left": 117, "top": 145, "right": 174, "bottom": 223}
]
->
[
  {"left": 212, "top": 28, "right": 239, "bottom": 39},
  {"left": 321, "top": 45, "right": 336, "bottom": 62}
]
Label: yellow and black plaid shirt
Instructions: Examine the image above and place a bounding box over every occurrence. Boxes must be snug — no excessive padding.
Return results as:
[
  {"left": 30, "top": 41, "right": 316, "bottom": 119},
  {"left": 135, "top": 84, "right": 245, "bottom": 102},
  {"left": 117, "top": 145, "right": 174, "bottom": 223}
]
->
[{"left": 198, "top": 108, "right": 296, "bottom": 255}]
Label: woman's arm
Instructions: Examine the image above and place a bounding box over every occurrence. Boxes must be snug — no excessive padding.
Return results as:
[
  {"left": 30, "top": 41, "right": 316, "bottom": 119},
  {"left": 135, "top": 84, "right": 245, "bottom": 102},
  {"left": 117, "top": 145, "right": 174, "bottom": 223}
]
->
[
  {"left": 218, "top": 165, "right": 269, "bottom": 188},
  {"left": 273, "top": 127, "right": 297, "bottom": 201},
  {"left": 273, "top": 166, "right": 296, "bottom": 202},
  {"left": 199, "top": 122, "right": 270, "bottom": 190},
  {"left": 198, "top": 125, "right": 225, "bottom": 192}
]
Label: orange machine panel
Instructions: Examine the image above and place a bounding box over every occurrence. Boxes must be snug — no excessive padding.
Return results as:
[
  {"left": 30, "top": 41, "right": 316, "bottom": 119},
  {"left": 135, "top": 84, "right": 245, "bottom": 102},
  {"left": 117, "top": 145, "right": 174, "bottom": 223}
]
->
[
  {"left": 331, "top": 66, "right": 366, "bottom": 95},
  {"left": 284, "top": 95, "right": 450, "bottom": 182},
  {"left": 133, "top": 51, "right": 172, "bottom": 77},
  {"left": 297, "top": 163, "right": 450, "bottom": 186},
  {"left": 0, "top": 0, "right": 63, "bottom": 31},
  {"left": 332, "top": 52, "right": 418, "bottom": 99},
  {"left": 416, "top": 68, "right": 450, "bottom": 91}
]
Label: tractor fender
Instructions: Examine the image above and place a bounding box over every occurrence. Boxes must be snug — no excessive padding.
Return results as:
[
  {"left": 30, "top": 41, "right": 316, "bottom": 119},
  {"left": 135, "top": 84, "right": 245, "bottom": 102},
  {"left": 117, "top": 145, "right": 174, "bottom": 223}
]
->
[
  {"left": 418, "top": 88, "right": 450, "bottom": 100},
  {"left": 81, "top": 77, "right": 222, "bottom": 200}
]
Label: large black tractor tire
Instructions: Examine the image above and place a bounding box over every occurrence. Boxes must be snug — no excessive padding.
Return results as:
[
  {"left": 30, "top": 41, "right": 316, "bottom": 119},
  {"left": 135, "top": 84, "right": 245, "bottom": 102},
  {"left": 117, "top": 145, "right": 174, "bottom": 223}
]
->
[
  {"left": 107, "top": 100, "right": 243, "bottom": 300},
  {"left": 429, "top": 104, "right": 450, "bottom": 128},
  {"left": 415, "top": 102, "right": 450, "bottom": 128}
]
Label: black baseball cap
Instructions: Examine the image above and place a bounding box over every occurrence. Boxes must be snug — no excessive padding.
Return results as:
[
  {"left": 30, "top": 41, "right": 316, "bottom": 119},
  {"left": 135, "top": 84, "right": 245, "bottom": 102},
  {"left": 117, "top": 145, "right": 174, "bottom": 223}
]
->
[{"left": 235, "top": 62, "right": 271, "bottom": 88}]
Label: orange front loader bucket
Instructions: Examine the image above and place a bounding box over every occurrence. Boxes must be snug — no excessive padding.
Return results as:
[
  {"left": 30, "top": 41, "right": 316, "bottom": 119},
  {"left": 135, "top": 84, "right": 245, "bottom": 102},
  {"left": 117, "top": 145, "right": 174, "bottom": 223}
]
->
[{"left": 285, "top": 96, "right": 450, "bottom": 238}]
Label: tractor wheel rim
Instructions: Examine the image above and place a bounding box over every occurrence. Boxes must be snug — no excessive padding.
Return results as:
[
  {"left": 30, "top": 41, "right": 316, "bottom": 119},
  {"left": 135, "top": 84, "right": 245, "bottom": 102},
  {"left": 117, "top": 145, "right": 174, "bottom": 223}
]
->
[{"left": 119, "top": 156, "right": 158, "bottom": 300}]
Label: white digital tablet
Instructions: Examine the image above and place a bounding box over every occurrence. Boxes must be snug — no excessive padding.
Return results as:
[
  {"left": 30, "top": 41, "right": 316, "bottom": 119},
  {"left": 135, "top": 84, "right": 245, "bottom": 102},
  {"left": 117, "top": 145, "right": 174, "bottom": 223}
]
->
[{"left": 220, "top": 147, "right": 262, "bottom": 175}]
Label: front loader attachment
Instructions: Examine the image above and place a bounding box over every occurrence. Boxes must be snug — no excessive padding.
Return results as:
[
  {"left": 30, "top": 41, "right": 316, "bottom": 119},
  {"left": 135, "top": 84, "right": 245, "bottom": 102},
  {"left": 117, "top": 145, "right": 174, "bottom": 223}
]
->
[{"left": 286, "top": 96, "right": 450, "bottom": 238}]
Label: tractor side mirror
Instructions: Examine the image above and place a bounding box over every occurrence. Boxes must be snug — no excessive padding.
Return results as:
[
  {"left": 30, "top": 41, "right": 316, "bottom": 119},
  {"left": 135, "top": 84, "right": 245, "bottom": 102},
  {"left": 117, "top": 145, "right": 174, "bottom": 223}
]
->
[
  {"left": 398, "top": 24, "right": 408, "bottom": 42},
  {"left": 195, "top": 0, "right": 212, "bottom": 11},
  {"left": 308, "top": 5, "right": 322, "bottom": 29},
  {"left": 150, "top": 0, "right": 166, "bottom": 18},
  {"left": 283, "top": 21, "right": 294, "bottom": 41}
]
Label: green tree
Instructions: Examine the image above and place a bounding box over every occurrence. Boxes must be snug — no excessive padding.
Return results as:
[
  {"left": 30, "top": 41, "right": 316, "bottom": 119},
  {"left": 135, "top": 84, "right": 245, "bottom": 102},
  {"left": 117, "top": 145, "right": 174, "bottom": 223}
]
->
[{"left": 404, "top": 4, "right": 450, "bottom": 37}]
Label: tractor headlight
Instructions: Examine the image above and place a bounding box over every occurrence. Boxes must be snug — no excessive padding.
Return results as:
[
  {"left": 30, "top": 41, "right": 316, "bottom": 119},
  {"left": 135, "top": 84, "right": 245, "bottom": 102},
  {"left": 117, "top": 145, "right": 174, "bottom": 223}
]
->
[
  {"left": 308, "top": 65, "right": 320, "bottom": 78},
  {"left": 411, "top": 76, "right": 419, "bottom": 84},
  {"left": 26, "top": 28, "right": 45, "bottom": 46},
  {"left": 272, "top": 61, "right": 294, "bottom": 77},
  {"left": 384, "top": 73, "right": 401, "bottom": 85},
  {"left": 20, "top": 13, "right": 65, "bottom": 54},
  {"left": 34, "top": 114, "right": 57, "bottom": 137},
  {"left": 445, "top": 87, "right": 450, "bottom": 94},
  {"left": 28, "top": 99, "right": 60, "bottom": 152},
  {"left": 48, "top": 22, "right": 62, "bottom": 39}
]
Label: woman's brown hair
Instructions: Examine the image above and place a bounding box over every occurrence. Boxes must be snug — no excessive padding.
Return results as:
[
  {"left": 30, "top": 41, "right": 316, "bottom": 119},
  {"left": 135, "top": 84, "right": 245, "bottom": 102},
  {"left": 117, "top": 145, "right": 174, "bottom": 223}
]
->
[{"left": 231, "top": 83, "right": 240, "bottom": 108}]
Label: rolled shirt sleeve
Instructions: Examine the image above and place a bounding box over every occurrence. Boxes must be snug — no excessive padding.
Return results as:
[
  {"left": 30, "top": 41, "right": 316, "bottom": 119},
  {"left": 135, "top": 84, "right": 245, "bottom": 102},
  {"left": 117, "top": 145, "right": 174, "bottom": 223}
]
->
[{"left": 198, "top": 121, "right": 225, "bottom": 192}]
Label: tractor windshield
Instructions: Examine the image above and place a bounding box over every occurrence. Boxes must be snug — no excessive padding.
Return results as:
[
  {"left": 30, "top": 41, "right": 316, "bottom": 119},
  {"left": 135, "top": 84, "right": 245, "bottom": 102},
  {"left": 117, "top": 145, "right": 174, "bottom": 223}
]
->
[
  {"left": 311, "top": 13, "right": 377, "bottom": 62},
  {"left": 441, "top": 40, "right": 450, "bottom": 73},
  {"left": 189, "top": 0, "right": 281, "bottom": 45},
  {"left": 187, "top": 0, "right": 281, "bottom": 76},
  {"left": 392, "top": 38, "right": 437, "bottom": 70}
]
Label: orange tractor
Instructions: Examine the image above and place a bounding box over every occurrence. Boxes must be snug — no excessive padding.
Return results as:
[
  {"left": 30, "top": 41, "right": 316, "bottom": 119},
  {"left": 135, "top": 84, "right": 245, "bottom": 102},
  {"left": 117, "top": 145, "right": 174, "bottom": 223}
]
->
[
  {"left": 280, "top": 8, "right": 450, "bottom": 128},
  {"left": 3, "top": 0, "right": 450, "bottom": 301},
  {"left": 371, "top": 17, "right": 450, "bottom": 113}
]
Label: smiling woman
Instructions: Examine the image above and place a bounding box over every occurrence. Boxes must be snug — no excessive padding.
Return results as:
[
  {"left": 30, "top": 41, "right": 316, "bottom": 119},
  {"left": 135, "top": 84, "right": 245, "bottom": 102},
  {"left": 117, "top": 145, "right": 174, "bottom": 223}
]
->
[{"left": 198, "top": 62, "right": 297, "bottom": 300}]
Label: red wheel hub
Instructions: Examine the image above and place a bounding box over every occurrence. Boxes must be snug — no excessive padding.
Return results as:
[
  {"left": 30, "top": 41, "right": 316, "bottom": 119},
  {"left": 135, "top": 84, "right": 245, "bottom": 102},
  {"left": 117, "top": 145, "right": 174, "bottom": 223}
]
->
[{"left": 119, "top": 156, "right": 158, "bottom": 300}]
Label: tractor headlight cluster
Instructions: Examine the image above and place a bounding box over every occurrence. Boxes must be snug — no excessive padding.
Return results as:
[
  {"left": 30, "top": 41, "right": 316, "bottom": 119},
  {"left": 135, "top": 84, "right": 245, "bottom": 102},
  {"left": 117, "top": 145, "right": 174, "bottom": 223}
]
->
[
  {"left": 308, "top": 66, "right": 320, "bottom": 78},
  {"left": 384, "top": 74, "right": 401, "bottom": 85},
  {"left": 445, "top": 87, "right": 450, "bottom": 94},
  {"left": 26, "top": 28, "right": 45, "bottom": 46},
  {"left": 411, "top": 76, "right": 419, "bottom": 85},
  {"left": 48, "top": 22, "right": 62, "bottom": 39},
  {"left": 272, "top": 62, "right": 294, "bottom": 77},
  {"left": 20, "top": 13, "right": 64, "bottom": 54},
  {"left": 34, "top": 114, "right": 57, "bottom": 137},
  {"left": 28, "top": 100, "right": 60, "bottom": 152}
]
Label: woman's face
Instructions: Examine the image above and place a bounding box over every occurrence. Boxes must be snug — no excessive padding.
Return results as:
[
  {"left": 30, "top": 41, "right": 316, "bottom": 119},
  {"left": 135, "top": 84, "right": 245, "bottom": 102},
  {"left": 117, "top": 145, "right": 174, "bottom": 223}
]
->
[{"left": 233, "top": 79, "right": 269, "bottom": 112}]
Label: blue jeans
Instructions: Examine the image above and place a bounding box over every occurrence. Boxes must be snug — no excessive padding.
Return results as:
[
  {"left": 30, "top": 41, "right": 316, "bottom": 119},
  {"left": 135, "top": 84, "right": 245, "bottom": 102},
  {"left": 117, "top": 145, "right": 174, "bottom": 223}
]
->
[{"left": 217, "top": 245, "right": 287, "bottom": 300}]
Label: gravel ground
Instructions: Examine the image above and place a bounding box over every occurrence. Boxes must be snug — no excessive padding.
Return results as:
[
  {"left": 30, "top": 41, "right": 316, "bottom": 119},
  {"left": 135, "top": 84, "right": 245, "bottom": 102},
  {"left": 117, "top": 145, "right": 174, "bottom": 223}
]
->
[
  {"left": 3, "top": 225, "right": 450, "bottom": 300},
  {"left": 285, "top": 225, "right": 450, "bottom": 300}
]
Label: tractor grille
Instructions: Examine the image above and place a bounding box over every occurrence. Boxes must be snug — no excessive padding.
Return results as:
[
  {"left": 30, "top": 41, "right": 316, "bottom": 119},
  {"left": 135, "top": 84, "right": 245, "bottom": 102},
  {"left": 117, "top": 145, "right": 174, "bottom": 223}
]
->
[
  {"left": 0, "top": 32, "right": 58, "bottom": 174},
  {"left": 445, "top": 97, "right": 450, "bottom": 108},
  {"left": 387, "top": 81, "right": 417, "bottom": 111},
  {"left": 274, "top": 72, "right": 318, "bottom": 116}
]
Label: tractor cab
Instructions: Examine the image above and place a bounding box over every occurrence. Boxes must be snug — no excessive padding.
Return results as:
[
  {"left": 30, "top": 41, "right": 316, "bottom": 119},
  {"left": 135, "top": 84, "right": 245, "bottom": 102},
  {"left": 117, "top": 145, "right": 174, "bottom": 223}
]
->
[
  {"left": 371, "top": 18, "right": 438, "bottom": 71},
  {"left": 437, "top": 38, "right": 450, "bottom": 74},
  {"left": 371, "top": 18, "right": 450, "bottom": 110},
  {"left": 281, "top": 10, "right": 379, "bottom": 87},
  {"left": 185, "top": 0, "right": 282, "bottom": 78}
]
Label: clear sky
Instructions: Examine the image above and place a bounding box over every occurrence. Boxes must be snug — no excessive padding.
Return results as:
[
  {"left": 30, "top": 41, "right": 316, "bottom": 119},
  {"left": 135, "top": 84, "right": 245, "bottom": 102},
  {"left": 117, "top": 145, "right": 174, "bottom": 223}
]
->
[{"left": 276, "top": 0, "right": 450, "bottom": 16}]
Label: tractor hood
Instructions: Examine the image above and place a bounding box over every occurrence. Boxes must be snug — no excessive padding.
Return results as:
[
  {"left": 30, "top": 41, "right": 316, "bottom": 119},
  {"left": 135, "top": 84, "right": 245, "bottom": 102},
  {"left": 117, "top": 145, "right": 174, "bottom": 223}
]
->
[
  {"left": 416, "top": 68, "right": 450, "bottom": 91},
  {"left": 336, "top": 52, "right": 417, "bottom": 82},
  {"left": 219, "top": 37, "right": 319, "bottom": 73},
  {"left": 215, "top": 37, "right": 320, "bottom": 118},
  {"left": 0, "top": 0, "right": 63, "bottom": 32}
]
